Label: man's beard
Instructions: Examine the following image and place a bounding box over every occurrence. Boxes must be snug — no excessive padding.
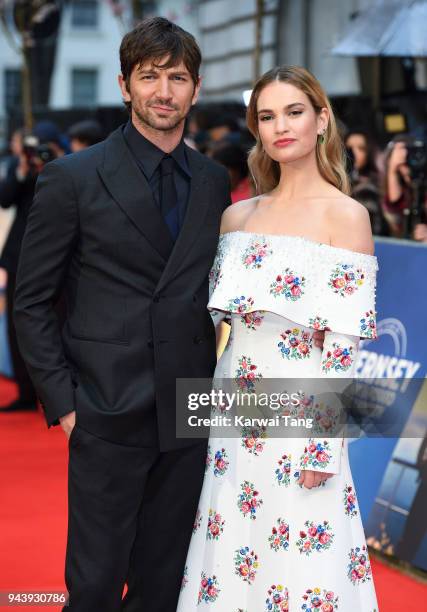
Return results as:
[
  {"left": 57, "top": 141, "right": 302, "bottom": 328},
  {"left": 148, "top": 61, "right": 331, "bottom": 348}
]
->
[{"left": 132, "top": 101, "right": 186, "bottom": 133}]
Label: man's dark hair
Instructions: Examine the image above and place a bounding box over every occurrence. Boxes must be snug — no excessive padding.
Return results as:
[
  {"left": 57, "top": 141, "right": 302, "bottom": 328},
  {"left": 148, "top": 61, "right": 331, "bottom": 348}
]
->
[{"left": 120, "top": 16, "right": 201, "bottom": 111}]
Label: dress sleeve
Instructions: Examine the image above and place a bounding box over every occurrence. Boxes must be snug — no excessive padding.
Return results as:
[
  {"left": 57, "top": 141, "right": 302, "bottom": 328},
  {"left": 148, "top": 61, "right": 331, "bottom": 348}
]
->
[{"left": 298, "top": 331, "right": 359, "bottom": 475}]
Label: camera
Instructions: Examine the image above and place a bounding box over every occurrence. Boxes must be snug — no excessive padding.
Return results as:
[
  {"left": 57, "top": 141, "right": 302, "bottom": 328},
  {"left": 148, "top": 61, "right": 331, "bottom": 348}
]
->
[
  {"left": 406, "top": 140, "right": 427, "bottom": 181},
  {"left": 22, "top": 134, "right": 57, "bottom": 169}
]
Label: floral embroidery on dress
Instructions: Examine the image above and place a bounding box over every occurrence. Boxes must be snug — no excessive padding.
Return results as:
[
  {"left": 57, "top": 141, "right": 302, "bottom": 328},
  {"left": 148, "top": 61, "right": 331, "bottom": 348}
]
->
[
  {"left": 278, "top": 327, "right": 313, "bottom": 360},
  {"left": 237, "top": 481, "right": 263, "bottom": 519},
  {"left": 343, "top": 485, "right": 358, "bottom": 517},
  {"left": 198, "top": 572, "right": 220, "bottom": 604},
  {"left": 205, "top": 445, "right": 212, "bottom": 473},
  {"left": 265, "top": 584, "right": 289, "bottom": 611},
  {"left": 270, "top": 268, "right": 306, "bottom": 301},
  {"left": 360, "top": 310, "right": 377, "bottom": 338},
  {"left": 235, "top": 356, "right": 262, "bottom": 392},
  {"left": 329, "top": 264, "right": 364, "bottom": 297},
  {"left": 308, "top": 315, "right": 330, "bottom": 331},
  {"left": 301, "top": 587, "right": 338, "bottom": 611},
  {"left": 180, "top": 565, "right": 188, "bottom": 592},
  {"left": 242, "top": 239, "right": 273, "bottom": 269},
  {"left": 299, "top": 439, "right": 332, "bottom": 470},
  {"left": 213, "top": 448, "right": 229, "bottom": 477},
  {"left": 206, "top": 509, "right": 225, "bottom": 541},
  {"left": 241, "top": 425, "right": 267, "bottom": 456},
  {"left": 296, "top": 520, "right": 334, "bottom": 555},
  {"left": 268, "top": 518, "right": 289, "bottom": 552},
  {"left": 227, "top": 296, "right": 255, "bottom": 314},
  {"left": 321, "top": 343, "right": 354, "bottom": 373},
  {"left": 241, "top": 310, "right": 265, "bottom": 330},
  {"left": 347, "top": 546, "right": 372, "bottom": 585},
  {"left": 193, "top": 508, "right": 202, "bottom": 533},
  {"left": 275, "top": 453, "right": 292, "bottom": 486},
  {"left": 234, "top": 547, "right": 259, "bottom": 584},
  {"left": 312, "top": 401, "right": 340, "bottom": 435}
]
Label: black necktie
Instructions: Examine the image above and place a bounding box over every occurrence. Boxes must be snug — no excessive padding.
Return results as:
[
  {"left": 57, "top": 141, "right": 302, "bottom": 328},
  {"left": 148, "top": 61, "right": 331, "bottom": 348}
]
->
[{"left": 160, "top": 155, "right": 177, "bottom": 218}]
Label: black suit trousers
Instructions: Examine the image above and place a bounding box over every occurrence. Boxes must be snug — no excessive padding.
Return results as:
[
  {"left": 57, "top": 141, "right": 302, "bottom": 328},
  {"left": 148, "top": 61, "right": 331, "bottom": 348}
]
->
[{"left": 64, "top": 425, "right": 207, "bottom": 611}]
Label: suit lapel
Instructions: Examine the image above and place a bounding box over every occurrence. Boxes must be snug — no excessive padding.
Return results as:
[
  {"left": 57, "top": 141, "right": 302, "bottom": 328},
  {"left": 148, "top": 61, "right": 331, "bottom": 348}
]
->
[
  {"left": 155, "top": 146, "right": 210, "bottom": 293},
  {"left": 97, "top": 126, "right": 174, "bottom": 262}
]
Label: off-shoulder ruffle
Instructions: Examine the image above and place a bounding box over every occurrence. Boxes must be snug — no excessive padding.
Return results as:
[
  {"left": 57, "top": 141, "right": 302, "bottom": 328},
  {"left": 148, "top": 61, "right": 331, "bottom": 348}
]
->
[{"left": 208, "top": 231, "right": 378, "bottom": 339}]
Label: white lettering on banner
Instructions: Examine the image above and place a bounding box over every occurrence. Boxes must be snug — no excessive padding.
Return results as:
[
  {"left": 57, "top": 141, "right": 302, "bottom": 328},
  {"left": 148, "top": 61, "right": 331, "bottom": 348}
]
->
[{"left": 356, "top": 350, "right": 421, "bottom": 392}]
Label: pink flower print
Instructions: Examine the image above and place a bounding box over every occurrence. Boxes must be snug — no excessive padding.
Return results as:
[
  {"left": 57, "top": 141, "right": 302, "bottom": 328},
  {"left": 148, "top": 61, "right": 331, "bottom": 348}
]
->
[
  {"left": 242, "top": 240, "right": 272, "bottom": 269},
  {"left": 266, "top": 584, "right": 289, "bottom": 611},
  {"left": 198, "top": 572, "right": 220, "bottom": 604},
  {"left": 237, "top": 481, "right": 263, "bottom": 519},
  {"left": 347, "top": 545, "right": 372, "bottom": 584},
  {"left": 321, "top": 342, "right": 354, "bottom": 373},
  {"left": 301, "top": 588, "right": 338, "bottom": 611},
  {"left": 206, "top": 508, "right": 225, "bottom": 541},
  {"left": 233, "top": 547, "right": 259, "bottom": 584},
  {"left": 213, "top": 448, "right": 229, "bottom": 476},
  {"left": 296, "top": 520, "right": 334, "bottom": 555},
  {"left": 360, "top": 310, "right": 377, "bottom": 339},
  {"left": 270, "top": 267, "right": 306, "bottom": 301},
  {"left": 299, "top": 439, "right": 332, "bottom": 470},
  {"left": 275, "top": 454, "right": 292, "bottom": 486},
  {"left": 329, "top": 263, "right": 364, "bottom": 297}
]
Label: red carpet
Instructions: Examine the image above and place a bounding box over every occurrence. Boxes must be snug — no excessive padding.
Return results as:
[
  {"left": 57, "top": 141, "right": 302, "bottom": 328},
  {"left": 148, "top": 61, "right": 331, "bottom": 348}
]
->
[{"left": 1, "top": 376, "right": 426, "bottom": 611}]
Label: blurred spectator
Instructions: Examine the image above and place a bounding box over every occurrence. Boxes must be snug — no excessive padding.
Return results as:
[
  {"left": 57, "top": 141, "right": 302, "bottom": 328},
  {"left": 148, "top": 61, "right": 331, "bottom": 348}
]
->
[
  {"left": 382, "top": 135, "right": 427, "bottom": 240},
  {"left": 0, "top": 120, "right": 65, "bottom": 412},
  {"left": 68, "top": 119, "right": 104, "bottom": 153},
  {"left": 211, "top": 143, "right": 254, "bottom": 203},
  {"left": 207, "top": 115, "right": 241, "bottom": 145},
  {"left": 345, "top": 130, "right": 388, "bottom": 236}
]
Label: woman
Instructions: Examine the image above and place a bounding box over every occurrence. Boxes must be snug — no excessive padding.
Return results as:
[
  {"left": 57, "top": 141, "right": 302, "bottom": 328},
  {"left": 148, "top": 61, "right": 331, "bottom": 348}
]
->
[{"left": 177, "top": 66, "right": 379, "bottom": 611}]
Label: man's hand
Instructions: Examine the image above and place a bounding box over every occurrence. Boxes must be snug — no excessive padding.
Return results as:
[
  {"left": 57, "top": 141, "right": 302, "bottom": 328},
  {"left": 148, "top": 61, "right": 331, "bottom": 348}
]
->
[
  {"left": 312, "top": 330, "right": 325, "bottom": 350},
  {"left": 414, "top": 223, "right": 427, "bottom": 243},
  {"left": 298, "top": 469, "right": 334, "bottom": 489},
  {"left": 59, "top": 411, "right": 76, "bottom": 439}
]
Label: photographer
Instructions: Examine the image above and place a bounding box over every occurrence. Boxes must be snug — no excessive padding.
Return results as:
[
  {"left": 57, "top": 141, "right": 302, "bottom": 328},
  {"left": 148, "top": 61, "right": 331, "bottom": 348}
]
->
[
  {"left": 0, "top": 123, "right": 62, "bottom": 412},
  {"left": 382, "top": 135, "right": 427, "bottom": 241}
]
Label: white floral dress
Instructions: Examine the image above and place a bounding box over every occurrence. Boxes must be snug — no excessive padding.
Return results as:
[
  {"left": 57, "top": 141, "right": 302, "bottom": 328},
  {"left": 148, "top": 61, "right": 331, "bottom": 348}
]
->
[{"left": 177, "top": 232, "right": 379, "bottom": 612}]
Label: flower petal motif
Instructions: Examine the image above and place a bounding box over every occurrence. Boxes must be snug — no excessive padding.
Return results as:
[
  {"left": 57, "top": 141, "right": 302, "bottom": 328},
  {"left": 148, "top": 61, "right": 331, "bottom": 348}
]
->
[
  {"left": 269, "top": 267, "right": 306, "bottom": 301},
  {"left": 300, "top": 587, "right": 339, "bottom": 610},
  {"left": 234, "top": 546, "right": 259, "bottom": 584},
  {"left": 198, "top": 571, "right": 220, "bottom": 604},
  {"left": 347, "top": 545, "right": 373, "bottom": 585},
  {"left": 328, "top": 263, "right": 364, "bottom": 297},
  {"left": 296, "top": 520, "right": 335, "bottom": 555}
]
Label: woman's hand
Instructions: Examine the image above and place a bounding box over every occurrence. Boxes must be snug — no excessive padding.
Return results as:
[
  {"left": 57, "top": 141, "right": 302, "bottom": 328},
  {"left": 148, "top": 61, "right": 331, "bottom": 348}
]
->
[{"left": 298, "top": 469, "right": 334, "bottom": 489}]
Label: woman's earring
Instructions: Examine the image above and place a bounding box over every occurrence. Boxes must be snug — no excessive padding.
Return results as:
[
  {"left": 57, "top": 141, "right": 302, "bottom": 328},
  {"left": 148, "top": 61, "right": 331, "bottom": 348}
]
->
[{"left": 318, "top": 130, "right": 326, "bottom": 144}]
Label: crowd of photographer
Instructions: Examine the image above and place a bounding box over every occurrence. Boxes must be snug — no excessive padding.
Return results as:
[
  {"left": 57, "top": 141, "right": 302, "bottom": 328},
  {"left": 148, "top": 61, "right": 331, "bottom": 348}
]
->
[
  {"left": 0, "top": 119, "right": 104, "bottom": 412},
  {"left": 0, "top": 111, "right": 426, "bottom": 412}
]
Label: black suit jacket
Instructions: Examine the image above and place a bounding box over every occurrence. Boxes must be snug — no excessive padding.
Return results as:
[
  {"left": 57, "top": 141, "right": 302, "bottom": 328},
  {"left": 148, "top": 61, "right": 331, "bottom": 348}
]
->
[{"left": 14, "top": 125, "right": 231, "bottom": 451}]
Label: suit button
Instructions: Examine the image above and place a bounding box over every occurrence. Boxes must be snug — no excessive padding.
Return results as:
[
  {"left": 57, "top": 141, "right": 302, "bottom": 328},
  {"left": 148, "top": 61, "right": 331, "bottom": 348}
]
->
[
  {"left": 147, "top": 340, "right": 154, "bottom": 348},
  {"left": 153, "top": 295, "right": 160, "bottom": 303},
  {"left": 193, "top": 335, "right": 204, "bottom": 344}
]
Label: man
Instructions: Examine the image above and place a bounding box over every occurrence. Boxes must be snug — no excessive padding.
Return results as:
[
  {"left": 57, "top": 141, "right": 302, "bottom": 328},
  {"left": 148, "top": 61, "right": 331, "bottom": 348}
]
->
[{"left": 14, "top": 17, "right": 231, "bottom": 611}]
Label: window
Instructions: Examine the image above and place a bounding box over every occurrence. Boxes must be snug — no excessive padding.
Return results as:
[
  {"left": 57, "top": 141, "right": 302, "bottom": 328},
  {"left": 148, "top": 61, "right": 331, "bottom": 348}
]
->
[
  {"left": 71, "top": 69, "right": 98, "bottom": 107},
  {"left": 71, "top": 0, "right": 98, "bottom": 29},
  {"left": 4, "top": 69, "right": 22, "bottom": 113}
]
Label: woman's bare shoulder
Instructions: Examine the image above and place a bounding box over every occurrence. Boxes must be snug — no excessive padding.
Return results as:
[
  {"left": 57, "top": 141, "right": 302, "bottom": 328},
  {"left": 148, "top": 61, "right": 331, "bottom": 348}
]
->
[
  {"left": 220, "top": 196, "right": 259, "bottom": 234},
  {"left": 327, "top": 195, "right": 374, "bottom": 255}
]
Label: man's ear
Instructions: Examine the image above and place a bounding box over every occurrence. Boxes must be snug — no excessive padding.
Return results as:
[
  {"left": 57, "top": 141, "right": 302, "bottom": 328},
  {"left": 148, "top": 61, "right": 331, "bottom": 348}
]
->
[
  {"left": 191, "top": 75, "right": 202, "bottom": 106},
  {"left": 118, "top": 74, "right": 130, "bottom": 102}
]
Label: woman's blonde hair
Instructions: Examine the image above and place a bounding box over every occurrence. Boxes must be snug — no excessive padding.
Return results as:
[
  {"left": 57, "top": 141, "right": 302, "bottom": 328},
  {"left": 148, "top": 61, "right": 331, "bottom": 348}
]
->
[{"left": 246, "top": 65, "right": 350, "bottom": 195}]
